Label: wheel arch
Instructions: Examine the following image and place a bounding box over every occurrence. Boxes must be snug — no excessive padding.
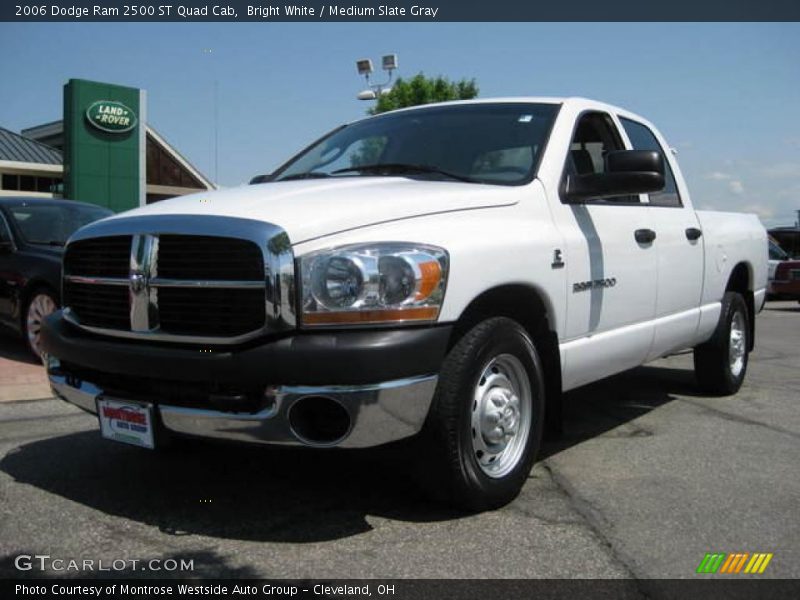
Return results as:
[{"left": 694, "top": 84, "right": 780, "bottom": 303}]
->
[
  {"left": 725, "top": 262, "right": 755, "bottom": 352},
  {"left": 449, "top": 284, "right": 563, "bottom": 435}
]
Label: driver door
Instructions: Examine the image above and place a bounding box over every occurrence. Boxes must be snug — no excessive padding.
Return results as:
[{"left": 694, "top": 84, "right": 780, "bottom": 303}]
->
[{"left": 557, "top": 112, "right": 658, "bottom": 390}]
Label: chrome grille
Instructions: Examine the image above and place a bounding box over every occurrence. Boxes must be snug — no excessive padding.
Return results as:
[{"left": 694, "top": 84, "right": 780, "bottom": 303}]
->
[{"left": 61, "top": 215, "right": 295, "bottom": 344}]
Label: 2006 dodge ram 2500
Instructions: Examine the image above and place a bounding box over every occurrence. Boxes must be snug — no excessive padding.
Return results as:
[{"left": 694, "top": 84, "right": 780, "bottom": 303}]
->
[{"left": 42, "top": 98, "right": 767, "bottom": 510}]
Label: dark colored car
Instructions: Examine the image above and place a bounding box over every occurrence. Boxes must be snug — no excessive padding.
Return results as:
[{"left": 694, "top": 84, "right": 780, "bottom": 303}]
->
[{"left": 0, "top": 197, "right": 112, "bottom": 357}]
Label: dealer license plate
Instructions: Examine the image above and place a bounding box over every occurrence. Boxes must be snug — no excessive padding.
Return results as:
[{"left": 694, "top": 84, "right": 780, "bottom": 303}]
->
[{"left": 97, "top": 397, "right": 155, "bottom": 449}]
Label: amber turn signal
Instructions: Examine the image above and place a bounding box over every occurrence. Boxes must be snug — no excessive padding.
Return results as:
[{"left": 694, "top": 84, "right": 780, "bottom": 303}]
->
[{"left": 302, "top": 306, "right": 440, "bottom": 326}]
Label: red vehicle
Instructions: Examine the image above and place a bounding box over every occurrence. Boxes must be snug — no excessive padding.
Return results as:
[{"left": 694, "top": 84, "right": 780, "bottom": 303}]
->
[{"left": 768, "top": 238, "right": 800, "bottom": 301}]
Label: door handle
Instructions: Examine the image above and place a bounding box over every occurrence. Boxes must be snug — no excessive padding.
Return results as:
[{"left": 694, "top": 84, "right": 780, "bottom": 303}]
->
[
  {"left": 685, "top": 227, "right": 703, "bottom": 241},
  {"left": 635, "top": 229, "right": 657, "bottom": 244}
]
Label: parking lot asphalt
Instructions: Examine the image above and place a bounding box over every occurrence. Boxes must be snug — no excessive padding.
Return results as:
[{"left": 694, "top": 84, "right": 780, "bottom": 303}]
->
[{"left": 0, "top": 302, "right": 798, "bottom": 582}]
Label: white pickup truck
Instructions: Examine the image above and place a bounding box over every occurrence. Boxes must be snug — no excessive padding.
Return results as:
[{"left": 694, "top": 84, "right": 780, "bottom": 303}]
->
[{"left": 42, "top": 97, "right": 767, "bottom": 510}]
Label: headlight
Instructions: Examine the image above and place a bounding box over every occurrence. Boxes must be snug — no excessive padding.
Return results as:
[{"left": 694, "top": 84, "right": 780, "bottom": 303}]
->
[{"left": 300, "top": 243, "right": 448, "bottom": 326}]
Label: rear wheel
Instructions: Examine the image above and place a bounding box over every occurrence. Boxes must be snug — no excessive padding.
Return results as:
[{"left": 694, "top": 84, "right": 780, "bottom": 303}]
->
[
  {"left": 693, "top": 292, "right": 749, "bottom": 395},
  {"left": 418, "top": 317, "right": 545, "bottom": 511},
  {"left": 24, "top": 289, "right": 57, "bottom": 360}
]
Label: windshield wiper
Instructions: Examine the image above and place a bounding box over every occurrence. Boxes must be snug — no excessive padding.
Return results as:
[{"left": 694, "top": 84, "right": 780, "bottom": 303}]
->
[
  {"left": 332, "top": 163, "right": 478, "bottom": 183},
  {"left": 277, "top": 172, "right": 332, "bottom": 182}
]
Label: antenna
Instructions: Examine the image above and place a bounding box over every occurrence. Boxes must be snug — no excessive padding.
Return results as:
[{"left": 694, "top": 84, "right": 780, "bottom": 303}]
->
[{"left": 202, "top": 47, "right": 218, "bottom": 185}]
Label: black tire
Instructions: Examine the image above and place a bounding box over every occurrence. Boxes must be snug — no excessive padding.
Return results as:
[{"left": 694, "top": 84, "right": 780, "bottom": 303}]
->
[
  {"left": 22, "top": 287, "right": 58, "bottom": 361},
  {"left": 693, "top": 292, "right": 750, "bottom": 395},
  {"left": 417, "top": 317, "right": 545, "bottom": 511}
]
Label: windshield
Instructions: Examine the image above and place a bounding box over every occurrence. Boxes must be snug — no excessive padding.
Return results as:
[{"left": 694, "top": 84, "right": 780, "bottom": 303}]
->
[
  {"left": 8, "top": 202, "right": 112, "bottom": 245},
  {"left": 273, "top": 103, "right": 560, "bottom": 186}
]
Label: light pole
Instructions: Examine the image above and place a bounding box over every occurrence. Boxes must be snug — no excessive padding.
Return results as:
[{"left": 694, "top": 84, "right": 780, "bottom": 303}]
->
[{"left": 355, "top": 54, "right": 398, "bottom": 101}]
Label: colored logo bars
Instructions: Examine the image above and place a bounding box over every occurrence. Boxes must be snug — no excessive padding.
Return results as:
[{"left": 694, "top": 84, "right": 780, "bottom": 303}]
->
[{"left": 697, "top": 552, "right": 773, "bottom": 574}]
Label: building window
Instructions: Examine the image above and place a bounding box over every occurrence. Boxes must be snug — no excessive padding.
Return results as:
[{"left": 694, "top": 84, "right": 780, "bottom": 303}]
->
[
  {"left": 2, "top": 174, "right": 19, "bottom": 190},
  {"left": 35, "top": 177, "right": 61, "bottom": 193},
  {"left": 19, "top": 175, "right": 36, "bottom": 192},
  {"left": 0, "top": 174, "right": 63, "bottom": 193},
  {"left": 146, "top": 134, "right": 204, "bottom": 189}
]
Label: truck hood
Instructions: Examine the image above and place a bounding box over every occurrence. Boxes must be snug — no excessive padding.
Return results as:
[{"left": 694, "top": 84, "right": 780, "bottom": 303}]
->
[{"left": 107, "top": 177, "right": 523, "bottom": 243}]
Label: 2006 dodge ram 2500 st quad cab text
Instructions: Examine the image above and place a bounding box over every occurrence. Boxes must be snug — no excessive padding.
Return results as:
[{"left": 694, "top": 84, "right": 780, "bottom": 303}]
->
[{"left": 42, "top": 98, "right": 767, "bottom": 510}]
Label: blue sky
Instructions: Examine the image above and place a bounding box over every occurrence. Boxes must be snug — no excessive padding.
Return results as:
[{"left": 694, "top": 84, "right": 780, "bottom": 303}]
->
[{"left": 1, "top": 22, "right": 798, "bottom": 226}]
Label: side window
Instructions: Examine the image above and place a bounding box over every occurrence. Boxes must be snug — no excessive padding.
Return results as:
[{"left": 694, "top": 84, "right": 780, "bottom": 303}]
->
[
  {"left": 620, "top": 117, "right": 682, "bottom": 207},
  {"left": 565, "top": 112, "right": 636, "bottom": 203}
]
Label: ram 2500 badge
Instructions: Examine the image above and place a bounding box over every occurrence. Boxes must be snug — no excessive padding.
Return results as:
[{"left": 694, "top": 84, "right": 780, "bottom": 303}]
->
[{"left": 42, "top": 98, "right": 767, "bottom": 510}]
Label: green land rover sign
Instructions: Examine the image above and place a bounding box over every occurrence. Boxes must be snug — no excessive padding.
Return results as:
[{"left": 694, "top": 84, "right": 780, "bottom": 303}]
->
[
  {"left": 85, "top": 100, "right": 137, "bottom": 133},
  {"left": 65, "top": 78, "right": 145, "bottom": 212}
]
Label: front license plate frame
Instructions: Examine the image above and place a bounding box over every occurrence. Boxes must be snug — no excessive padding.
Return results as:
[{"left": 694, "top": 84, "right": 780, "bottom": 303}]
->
[{"left": 96, "top": 397, "right": 155, "bottom": 449}]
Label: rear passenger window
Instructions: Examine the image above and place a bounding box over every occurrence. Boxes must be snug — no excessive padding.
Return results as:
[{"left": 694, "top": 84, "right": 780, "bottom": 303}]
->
[{"left": 620, "top": 118, "right": 682, "bottom": 207}]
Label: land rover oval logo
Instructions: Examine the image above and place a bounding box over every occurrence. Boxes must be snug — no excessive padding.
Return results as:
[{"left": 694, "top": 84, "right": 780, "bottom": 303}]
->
[{"left": 85, "top": 100, "right": 137, "bottom": 133}]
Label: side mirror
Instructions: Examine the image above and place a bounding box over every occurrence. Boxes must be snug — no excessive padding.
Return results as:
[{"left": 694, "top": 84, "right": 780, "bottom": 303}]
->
[
  {"left": 0, "top": 240, "right": 15, "bottom": 254},
  {"left": 564, "top": 150, "right": 665, "bottom": 203},
  {"left": 249, "top": 173, "right": 272, "bottom": 185}
]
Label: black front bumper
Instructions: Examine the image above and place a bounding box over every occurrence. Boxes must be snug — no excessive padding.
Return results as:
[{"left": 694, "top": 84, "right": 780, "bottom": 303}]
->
[
  {"left": 41, "top": 311, "right": 452, "bottom": 448},
  {"left": 41, "top": 310, "right": 452, "bottom": 386}
]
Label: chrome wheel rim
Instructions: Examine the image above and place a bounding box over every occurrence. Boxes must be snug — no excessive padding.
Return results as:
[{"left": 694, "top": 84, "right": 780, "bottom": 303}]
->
[
  {"left": 26, "top": 293, "right": 56, "bottom": 358},
  {"left": 729, "top": 310, "right": 746, "bottom": 378},
  {"left": 470, "top": 353, "right": 533, "bottom": 479}
]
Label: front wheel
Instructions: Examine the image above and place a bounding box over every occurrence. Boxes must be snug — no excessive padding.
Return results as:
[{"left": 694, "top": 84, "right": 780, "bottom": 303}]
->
[
  {"left": 693, "top": 292, "right": 750, "bottom": 395},
  {"left": 418, "top": 317, "right": 545, "bottom": 511}
]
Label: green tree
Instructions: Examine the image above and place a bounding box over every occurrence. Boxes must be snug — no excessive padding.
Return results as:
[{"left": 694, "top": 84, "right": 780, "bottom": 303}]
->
[
  {"left": 370, "top": 73, "right": 479, "bottom": 115},
  {"left": 350, "top": 73, "right": 479, "bottom": 167}
]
